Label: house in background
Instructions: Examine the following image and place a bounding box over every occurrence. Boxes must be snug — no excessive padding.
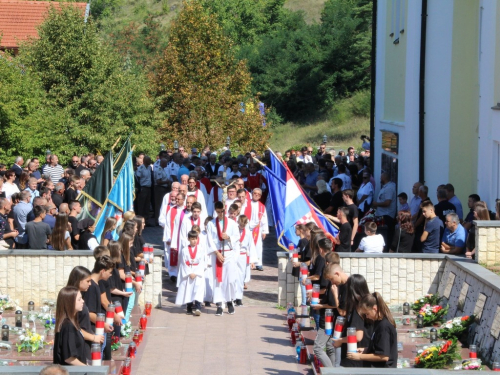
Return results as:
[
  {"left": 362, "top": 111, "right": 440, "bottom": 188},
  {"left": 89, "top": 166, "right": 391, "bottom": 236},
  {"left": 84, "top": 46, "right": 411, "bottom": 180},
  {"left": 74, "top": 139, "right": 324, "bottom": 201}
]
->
[
  {"left": 0, "top": 0, "right": 89, "bottom": 55},
  {"left": 372, "top": 0, "right": 500, "bottom": 209}
]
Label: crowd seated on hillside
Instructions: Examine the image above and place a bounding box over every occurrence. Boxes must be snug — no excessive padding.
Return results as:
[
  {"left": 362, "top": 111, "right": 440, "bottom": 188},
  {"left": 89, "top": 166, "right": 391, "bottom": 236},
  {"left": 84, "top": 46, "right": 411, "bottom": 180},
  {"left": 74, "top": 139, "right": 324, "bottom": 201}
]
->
[{"left": 0, "top": 138, "right": 498, "bottom": 258}]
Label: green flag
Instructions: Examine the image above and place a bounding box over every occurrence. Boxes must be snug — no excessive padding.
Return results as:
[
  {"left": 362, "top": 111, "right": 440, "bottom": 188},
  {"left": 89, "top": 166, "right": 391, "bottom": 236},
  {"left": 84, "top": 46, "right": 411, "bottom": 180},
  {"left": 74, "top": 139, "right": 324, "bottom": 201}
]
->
[
  {"left": 114, "top": 136, "right": 131, "bottom": 177},
  {"left": 77, "top": 151, "right": 114, "bottom": 220}
]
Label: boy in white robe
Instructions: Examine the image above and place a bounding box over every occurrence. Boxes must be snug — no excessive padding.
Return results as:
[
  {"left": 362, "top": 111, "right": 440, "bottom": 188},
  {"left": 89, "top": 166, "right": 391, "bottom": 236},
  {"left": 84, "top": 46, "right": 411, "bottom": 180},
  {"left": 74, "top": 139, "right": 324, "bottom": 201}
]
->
[
  {"left": 175, "top": 231, "right": 205, "bottom": 316},
  {"left": 234, "top": 215, "right": 257, "bottom": 306},
  {"left": 206, "top": 201, "right": 240, "bottom": 316},
  {"left": 202, "top": 216, "right": 215, "bottom": 307}
]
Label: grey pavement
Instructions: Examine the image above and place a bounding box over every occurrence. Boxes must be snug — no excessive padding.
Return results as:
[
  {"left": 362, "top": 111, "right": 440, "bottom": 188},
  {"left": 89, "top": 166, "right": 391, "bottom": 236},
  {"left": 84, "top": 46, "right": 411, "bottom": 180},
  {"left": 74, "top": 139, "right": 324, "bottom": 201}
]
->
[{"left": 134, "top": 227, "right": 311, "bottom": 375}]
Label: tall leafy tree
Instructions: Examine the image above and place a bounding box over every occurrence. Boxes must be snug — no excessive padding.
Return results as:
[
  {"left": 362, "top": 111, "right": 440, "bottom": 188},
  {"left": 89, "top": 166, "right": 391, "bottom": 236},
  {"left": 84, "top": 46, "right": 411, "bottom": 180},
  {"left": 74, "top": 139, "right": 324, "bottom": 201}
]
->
[
  {"left": 0, "top": 56, "right": 73, "bottom": 162},
  {"left": 150, "top": 0, "right": 269, "bottom": 151},
  {"left": 19, "top": 6, "right": 160, "bottom": 158}
]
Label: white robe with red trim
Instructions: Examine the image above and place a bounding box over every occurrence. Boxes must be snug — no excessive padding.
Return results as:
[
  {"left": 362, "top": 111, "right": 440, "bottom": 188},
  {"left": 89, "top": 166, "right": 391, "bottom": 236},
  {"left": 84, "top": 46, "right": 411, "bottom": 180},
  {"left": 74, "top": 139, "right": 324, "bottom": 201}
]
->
[
  {"left": 163, "top": 206, "right": 190, "bottom": 277},
  {"left": 186, "top": 189, "right": 207, "bottom": 214},
  {"left": 206, "top": 217, "right": 239, "bottom": 304},
  {"left": 234, "top": 228, "right": 257, "bottom": 299},
  {"left": 175, "top": 243, "right": 205, "bottom": 305},
  {"left": 249, "top": 200, "right": 269, "bottom": 267},
  {"left": 207, "top": 187, "right": 223, "bottom": 216}
]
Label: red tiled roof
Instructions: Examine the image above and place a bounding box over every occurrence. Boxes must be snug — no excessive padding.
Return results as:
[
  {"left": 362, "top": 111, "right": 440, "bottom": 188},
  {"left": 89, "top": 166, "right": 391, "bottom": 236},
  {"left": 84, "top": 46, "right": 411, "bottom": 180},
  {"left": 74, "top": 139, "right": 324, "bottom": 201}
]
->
[{"left": 0, "top": 0, "right": 88, "bottom": 49}]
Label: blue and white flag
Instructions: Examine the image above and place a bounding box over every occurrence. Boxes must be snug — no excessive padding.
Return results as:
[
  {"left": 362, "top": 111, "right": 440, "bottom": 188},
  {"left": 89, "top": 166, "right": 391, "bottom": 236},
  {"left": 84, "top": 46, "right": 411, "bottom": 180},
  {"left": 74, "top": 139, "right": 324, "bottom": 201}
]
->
[{"left": 94, "top": 151, "right": 135, "bottom": 241}]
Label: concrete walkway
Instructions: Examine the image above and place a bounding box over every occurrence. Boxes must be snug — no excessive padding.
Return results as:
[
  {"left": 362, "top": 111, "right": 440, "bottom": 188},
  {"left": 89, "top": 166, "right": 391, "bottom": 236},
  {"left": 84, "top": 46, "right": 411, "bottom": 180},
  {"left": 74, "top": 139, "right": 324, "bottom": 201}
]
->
[{"left": 133, "top": 227, "right": 311, "bottom": 375}]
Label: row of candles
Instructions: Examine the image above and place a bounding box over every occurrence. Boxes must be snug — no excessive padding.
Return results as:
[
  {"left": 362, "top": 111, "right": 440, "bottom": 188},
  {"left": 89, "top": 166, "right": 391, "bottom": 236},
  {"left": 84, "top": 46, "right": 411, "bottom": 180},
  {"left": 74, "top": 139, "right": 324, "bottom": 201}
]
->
[{"left": 1, "top": 300, "right": 153, "bottom": 374}]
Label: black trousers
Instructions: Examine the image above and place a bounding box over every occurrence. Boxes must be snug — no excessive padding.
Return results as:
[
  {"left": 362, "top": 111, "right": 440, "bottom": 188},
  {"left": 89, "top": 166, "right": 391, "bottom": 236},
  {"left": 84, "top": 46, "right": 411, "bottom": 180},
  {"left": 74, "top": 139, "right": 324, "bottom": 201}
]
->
[{"left": 136, "top": 186, "right": 151, "bottom": 219}]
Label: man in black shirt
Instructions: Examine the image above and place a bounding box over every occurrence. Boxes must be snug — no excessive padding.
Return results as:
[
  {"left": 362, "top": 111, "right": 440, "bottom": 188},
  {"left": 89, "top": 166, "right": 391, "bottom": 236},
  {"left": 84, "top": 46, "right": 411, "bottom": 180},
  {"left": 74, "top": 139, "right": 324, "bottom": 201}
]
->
[
  {"left": 68, "top": 200, "right": 81, "bottom": 249},
  {"left": 434, "top": 189, "right": 456, "bottom": 228},
  {"left": 335, "top": 207, "right": 352, "bottom": 252},
  {"left": 342, "top": 189, "right": 359, "bottom": 246},
  {"left": 325, "top": 178, "right": 344, "bottom": 216}
]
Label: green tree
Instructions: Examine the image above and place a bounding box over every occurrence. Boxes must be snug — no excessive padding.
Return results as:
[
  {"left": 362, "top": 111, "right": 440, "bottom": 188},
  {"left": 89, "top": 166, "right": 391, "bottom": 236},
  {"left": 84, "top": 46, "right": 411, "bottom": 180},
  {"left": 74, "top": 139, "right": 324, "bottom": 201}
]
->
[
  {"left": 19, "top": 6, "right": 160, "bottom": 158},
  {"left": 0, "top": 56, "right": 74, "bottom": 163},
  {"left": 319, "top": 0, "right": 372, "bottom": 106},
  {"left": 150, "top": 0, "right": 269, "bottom": 151}
]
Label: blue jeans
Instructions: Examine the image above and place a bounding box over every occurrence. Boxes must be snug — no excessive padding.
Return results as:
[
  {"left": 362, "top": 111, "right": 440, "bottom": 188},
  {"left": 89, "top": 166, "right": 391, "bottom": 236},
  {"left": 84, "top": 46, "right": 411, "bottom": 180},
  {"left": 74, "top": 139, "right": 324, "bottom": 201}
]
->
[
  {"left": 312, "top": 312, "right": 320, "bottom": 331},
  {"left": 300, "top": 281, "right": 307, "bottom": 305},
  {"left": 125, "top": 288, "right": 136, "bottom": 322}
]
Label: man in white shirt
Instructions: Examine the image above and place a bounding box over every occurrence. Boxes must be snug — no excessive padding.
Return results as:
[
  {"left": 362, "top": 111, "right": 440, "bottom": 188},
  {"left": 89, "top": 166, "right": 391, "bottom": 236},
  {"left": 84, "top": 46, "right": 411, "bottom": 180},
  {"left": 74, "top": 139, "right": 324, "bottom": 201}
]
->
[{"left": 409, "top": 182, "right": 423, "bottom": 218}]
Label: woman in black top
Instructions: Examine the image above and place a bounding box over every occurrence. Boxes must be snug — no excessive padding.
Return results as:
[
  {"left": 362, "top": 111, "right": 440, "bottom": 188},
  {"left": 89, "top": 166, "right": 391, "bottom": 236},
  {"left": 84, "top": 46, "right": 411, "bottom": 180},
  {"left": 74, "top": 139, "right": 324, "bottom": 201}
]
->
[
  {"left": 306, "top": 228, "right": 327, "bottom": 330},
  {"left": 291, "top": 224, "right": 310, "bottom": 306},
  {"left": 347, "top": 292, "right": 398, "bottom": 368},
  {"left": 133, "top": 216, "right": 149, "bottom": 275},
  {"left": 66, "top": 266, "right": 104, "bottom": 361},
  {"left": 333, "top": 274, "right": 373, "bottom": 367},
  {"left": 54, "top": 286, "right": 86, "bottom": 366},
  {"left": 390, "top": 211, "right": 415, "bottom": 253}
]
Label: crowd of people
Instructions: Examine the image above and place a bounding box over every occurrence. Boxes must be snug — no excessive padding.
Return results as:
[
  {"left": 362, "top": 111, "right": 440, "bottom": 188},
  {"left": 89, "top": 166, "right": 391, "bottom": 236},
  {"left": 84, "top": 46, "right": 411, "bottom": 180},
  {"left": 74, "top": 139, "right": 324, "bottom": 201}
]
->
[
  {"left": 1, "top": 138, "right": 498, "bottom": 370},
  {"left": 290, "top": 228, "right": 398, "bottom": 368}
]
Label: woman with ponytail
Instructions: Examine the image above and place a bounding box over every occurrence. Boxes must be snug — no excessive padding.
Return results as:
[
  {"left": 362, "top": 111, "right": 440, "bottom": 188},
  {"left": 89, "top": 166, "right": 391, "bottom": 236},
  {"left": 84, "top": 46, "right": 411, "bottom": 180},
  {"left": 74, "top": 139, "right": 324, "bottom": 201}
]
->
[
  {"left": 332, "top": 274, "right": 373, "bottom": 367},
  {"left": 346, "top": 292, "right": 397, "bottom": 368}
]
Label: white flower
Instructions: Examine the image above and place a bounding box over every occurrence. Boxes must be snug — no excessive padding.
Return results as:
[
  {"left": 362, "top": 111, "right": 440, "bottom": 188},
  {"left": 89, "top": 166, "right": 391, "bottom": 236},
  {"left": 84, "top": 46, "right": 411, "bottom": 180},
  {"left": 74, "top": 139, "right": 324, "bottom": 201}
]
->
[
  {"left": 446, "top": 323, "right": 452, "bottom": 329},
  {"left": 418, "top": 349, "right": 423, "bottom": 354},
  {"left": 40, "top": 336, "right": 44, "bottom": 341},
  {"left": 19, "top": 335, "right": 25, "bottom": 341}
]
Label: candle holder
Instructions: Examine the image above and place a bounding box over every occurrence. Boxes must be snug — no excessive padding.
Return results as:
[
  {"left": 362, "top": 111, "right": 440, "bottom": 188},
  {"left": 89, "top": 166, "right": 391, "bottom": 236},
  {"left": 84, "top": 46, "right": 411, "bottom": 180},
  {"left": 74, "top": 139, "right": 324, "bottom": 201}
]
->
[
  {"left": 469, "top": 344, "right": 477, "bottom": 359},
  {"left": 145, "top": 301, "right": 152, "bottom": 317},
  {"left": 429, "top": 328, "right": 437, "bottom": 343},
  {"left": 106, "top": 303, "right": 115, "bottom": 326},
  {"left": 91, "top": 343, "right": 102, "bottom": 366},
  {"left": 416, "top": 314, "right": 424, "bottom": 328},
  {"left": 1, "top": 325, "right": 9, "bottom": 342},
  {"left": 160, "top": 143, "right": 165, "bottom": 151},
  {"left": 322, "top": 135, "right": 327, "bottom": 144},
  {"left": 122, "top": 358, "right": 131, "bottom": 375},
  {"left": 402, "top": 302, "right": 410, "bottom": 315},
  {"left": 173, "top": 140, "right": 179, "bottom": 152},
  {"left": 226, "top": 136, "right": 231, "bottom": 148},
  {"left": 347, "top": 327, "right": 357, "bottom": 353},
  {"left": 15, "top": 310, "right": 22, "bottom": 328},
  {"left": 28, "top": 301, "right": 35, "bottom": 312}
]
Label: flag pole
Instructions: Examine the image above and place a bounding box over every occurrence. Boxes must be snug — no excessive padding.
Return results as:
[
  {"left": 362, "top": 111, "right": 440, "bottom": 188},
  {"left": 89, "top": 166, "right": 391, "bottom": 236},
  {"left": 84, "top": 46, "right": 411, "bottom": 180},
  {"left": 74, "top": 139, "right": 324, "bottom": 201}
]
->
[{"left": 112, "top": 137, "right": 121, "bottom": 150}]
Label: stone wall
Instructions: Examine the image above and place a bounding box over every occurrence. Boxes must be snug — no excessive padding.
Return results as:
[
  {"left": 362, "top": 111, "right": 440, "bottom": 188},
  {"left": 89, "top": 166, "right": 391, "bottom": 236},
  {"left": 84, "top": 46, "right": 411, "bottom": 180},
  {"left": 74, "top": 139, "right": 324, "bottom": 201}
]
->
[
  {"left": 0, "top": 250, "right": 163, "bottom": 308},
  {"left": 437, "top": 257, "right": 500, "bottom": 365},
  {"left": 475, "top": 220, "right": 500, "bottom": 266},
  {"left": 277, "top": 252, "right": 450, "bottom": 307}
]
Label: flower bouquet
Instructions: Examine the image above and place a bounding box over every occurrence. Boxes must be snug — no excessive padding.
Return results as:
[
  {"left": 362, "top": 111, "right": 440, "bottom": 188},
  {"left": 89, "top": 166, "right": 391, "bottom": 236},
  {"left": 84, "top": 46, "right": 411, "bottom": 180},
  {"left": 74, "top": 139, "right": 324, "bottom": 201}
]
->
[
  {"left": 44, "top": 318, "right": 55, "bottom": 331},
  {"left": 0, "top": 294, "right": 20, "bottom": 311},
  {"left": 121, "top": 321, "right": 132, "bottom": 338},
  {"left": 111, "top": 334, "right": 121, "bottom": 351},
  {"left": 414, "top": 339, "right": 461, "bottom": 369},
  {"left": 16, "top": 330, "right": 48, "bottom": 353},
  {"left": 412, "top": 294, "right": 443, "bottom": 313},
  {"left": 419, "top": 304, "right": 449, "bottom": 326},
  {"left": 461, "top": 359, "right": 483, "bottom": 370},
  {"left": 358, "top": 209, "right": 385, "bottom": 232},
  {"left": 438, "top": 315, "right": 475, "bottom": 340}
]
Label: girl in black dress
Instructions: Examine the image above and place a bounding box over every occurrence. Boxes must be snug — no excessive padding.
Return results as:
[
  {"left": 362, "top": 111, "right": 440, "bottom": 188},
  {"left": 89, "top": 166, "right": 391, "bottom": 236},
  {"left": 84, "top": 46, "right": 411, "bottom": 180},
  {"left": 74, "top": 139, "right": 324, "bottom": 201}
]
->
[
  {"left": 332, "top": 274, "right": 373, "bottom": 367},
  {"left": 66, "top": 266, "right": 104, "bottom": 362},
  {"left": 347, "top": 292, "right": 398, "bottom": 368},
  {"left": 53, "top": 286, "right": 87, "bottom": 366}
]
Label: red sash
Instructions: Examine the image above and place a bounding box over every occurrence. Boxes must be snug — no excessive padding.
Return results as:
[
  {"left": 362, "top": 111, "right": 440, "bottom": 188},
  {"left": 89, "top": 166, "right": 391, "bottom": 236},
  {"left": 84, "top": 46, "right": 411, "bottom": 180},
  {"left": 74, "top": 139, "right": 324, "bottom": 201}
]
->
[
  {"left": 166, "top": 203, "right": 174, "bottom": 215},
  {"left": 195, "top": 181, "right": 201, "bottom": 190},
  {"left": 243, "top": 200, "right": 252, "bottom": 219},
  {"left": 215, "top": 218, "right": 227, "bottom": 282},
  {"left": 251, "top": 202, "right": 265, "bottom": 246},
  {"left": 169, "top": 206, "right": 178, "bottom": 239},
  {"left": 188, "top": 245, "right": 198, "bottom": 267},
  {"left": 214, "top": 187, "right": 219, "bottom": 203},
  {"left": 176, "top": 209, "right": 187, "bottom": 250},
  {"left": 200, "top": 177, "right": 212, "bottom": 194},
  {"left": 191, "top": 217, "right": 200, "bottom": 227},
  {"left": 239, "top": 228, "right": 246, "bottom": 243}
]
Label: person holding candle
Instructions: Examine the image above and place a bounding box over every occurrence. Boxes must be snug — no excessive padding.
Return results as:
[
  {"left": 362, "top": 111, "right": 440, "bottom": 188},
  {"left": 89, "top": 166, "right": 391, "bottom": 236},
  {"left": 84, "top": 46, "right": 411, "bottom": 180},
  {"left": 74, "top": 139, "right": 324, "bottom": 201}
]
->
[
  {"left": 53, "top": 286, "right": 86, "bottom": 366},
  {"left": 291, "top": 224, "right": 311, "bottom": 307},
  {"left": 312, "top": 245, "right": 341, "bottom": 368},
  {"left": 305, "top": 229, "right": 327, "bottom": 330},
  {"left": 82, "top": 256, "right": 115, "bottom": 348},
  {"left": 175, "top": 231, "right": 205, "bottom": 315},
  {"left": 117, "top": 232, "right": 142, "bottom": 321},
  {"left": 66, "top": 266, "right": 104, "bottom": 363},
  {"left": 346, "top": 292, "right": 398, "bottom": 368},
  {"left": 332, "top": 274, "right": 373, "bottom": 367}
]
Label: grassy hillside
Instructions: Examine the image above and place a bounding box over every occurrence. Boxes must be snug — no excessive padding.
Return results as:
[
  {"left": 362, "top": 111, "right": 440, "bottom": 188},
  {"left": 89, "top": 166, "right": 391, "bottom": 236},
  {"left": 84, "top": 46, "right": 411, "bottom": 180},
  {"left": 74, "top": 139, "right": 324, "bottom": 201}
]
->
[
  {"left": 269, "top": 90, "right": 370, "bottom": 153},
  {"left": 284, "top": 0, "right": 327, "bottom": 23}
]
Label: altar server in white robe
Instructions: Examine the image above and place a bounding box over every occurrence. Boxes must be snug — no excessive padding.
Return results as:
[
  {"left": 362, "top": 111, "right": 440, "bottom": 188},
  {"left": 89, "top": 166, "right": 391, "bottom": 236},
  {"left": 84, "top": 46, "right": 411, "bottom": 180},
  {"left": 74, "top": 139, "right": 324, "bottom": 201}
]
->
[
  {"left": 186, "top": 176, "right": 208, "bottom": 213},
  {"left": 202, "top": 216, "right": 215, "bottom": 306},
  {"left": 158, "top": 182, "right": 180, "bottom": 228},
  {"left": 163, "top": 193, "right": 190, "bottom": 281},
  {"left": 248, "top": 188, "right": 269, "bottom": 271},
  {"left": 175, "top": 231, "right": 205, "bottom": 316},
  {"left": 206, "top": 201, "right": 240, "bottom": 316},
  {"left": 234, "top": 215, "right": 257, "bottom": 306}
]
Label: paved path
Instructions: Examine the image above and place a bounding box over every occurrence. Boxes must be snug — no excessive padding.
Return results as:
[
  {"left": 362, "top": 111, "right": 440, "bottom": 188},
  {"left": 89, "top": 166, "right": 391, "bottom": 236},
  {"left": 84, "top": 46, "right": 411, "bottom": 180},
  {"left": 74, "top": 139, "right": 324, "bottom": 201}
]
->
[{"left": 133, "top": 227, "right": 311, "bottom": 375}]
